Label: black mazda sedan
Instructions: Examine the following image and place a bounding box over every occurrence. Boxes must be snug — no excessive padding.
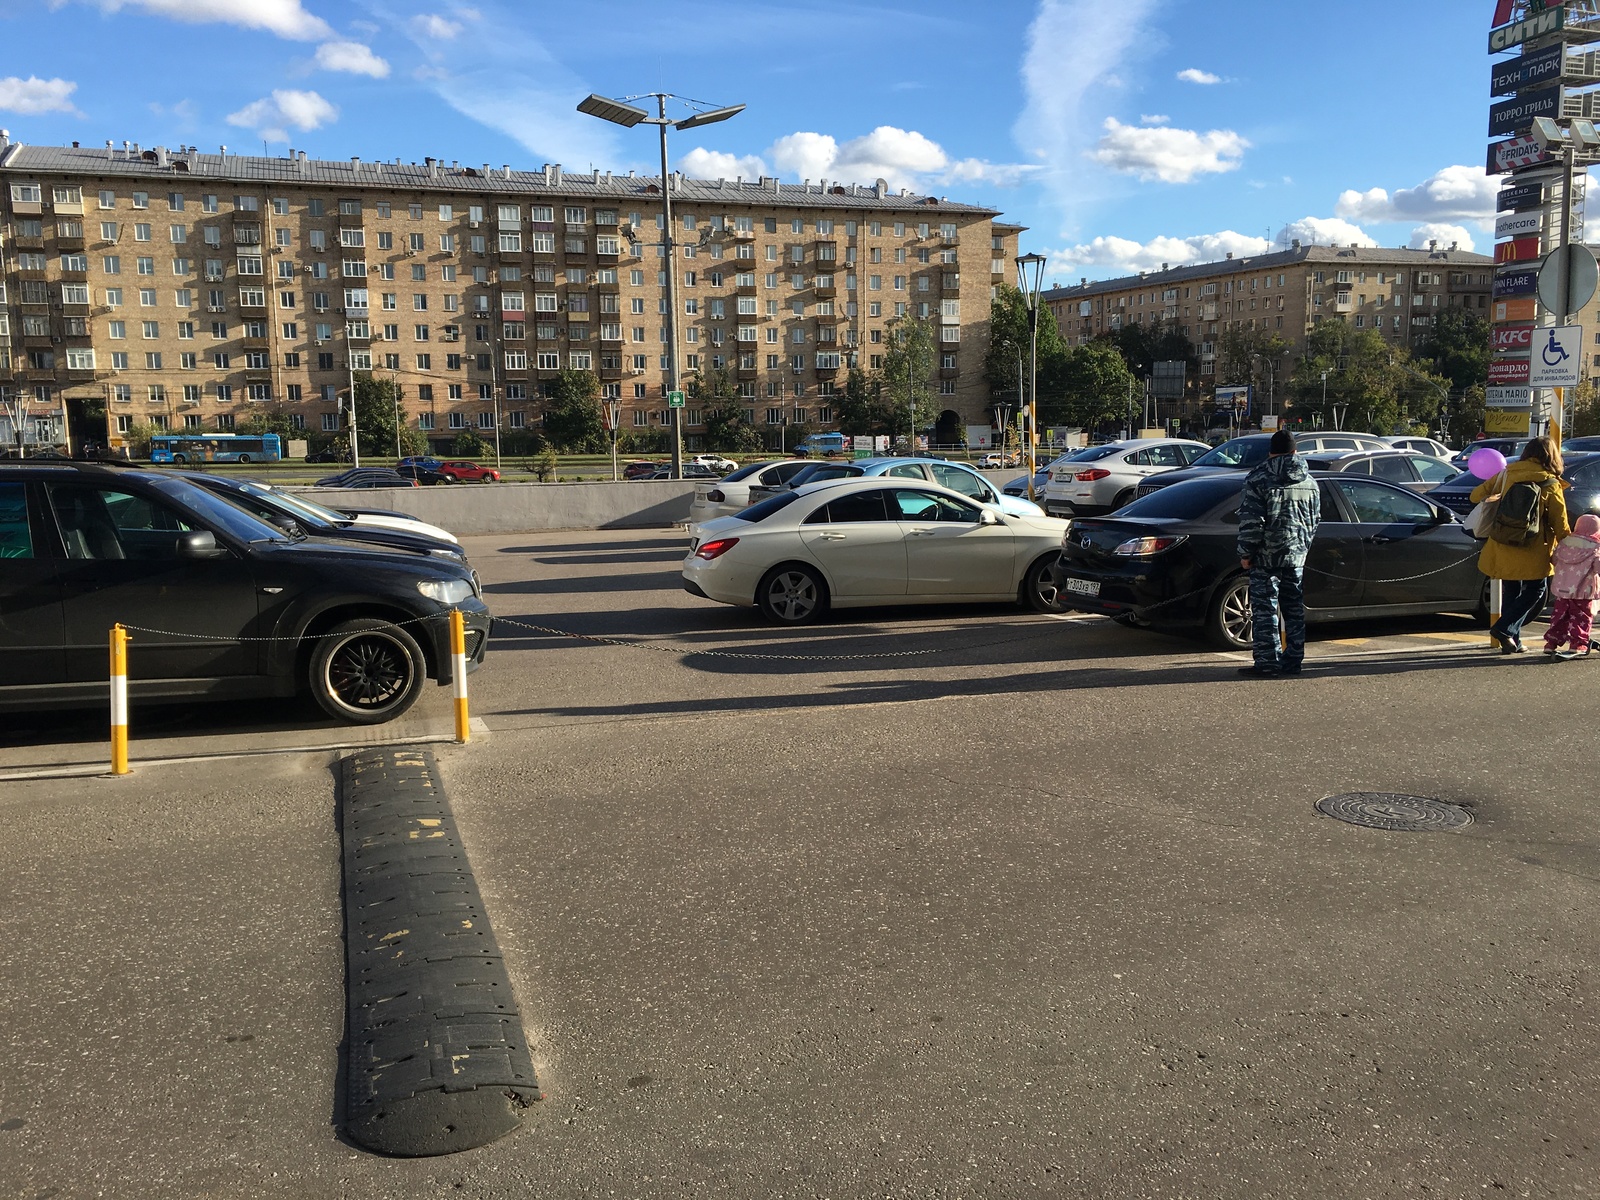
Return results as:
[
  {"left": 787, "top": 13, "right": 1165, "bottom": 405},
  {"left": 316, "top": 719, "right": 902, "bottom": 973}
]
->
[
  {"left": 1049, "top": 472, "right": 1485, "bottom": 649},
  {"left": 0, "top": 461, "right": 489, "bottom": 723}
]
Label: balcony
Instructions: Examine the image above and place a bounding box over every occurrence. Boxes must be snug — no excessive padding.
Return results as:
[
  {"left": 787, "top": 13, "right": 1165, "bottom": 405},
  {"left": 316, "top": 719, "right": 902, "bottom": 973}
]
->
[
  {"left": 55, "top": 231, "right": 85, "bottom": 251},
  {"left": 813, "top": 283, "right": 837, "bottom": 298},
  {"left": 814, "top": 311, "right": 842, "bottom": 325},
  {"left": 731, "top": 228, "right": 756, "bottom": 242},
  {"left": 12, "top": 234, "right": 45, "bottom": 251},
  {"left": 737, "top": 365, "right": 758, "bottom": 380},
  {"left": 238, "top": 296, "right": 268, "bottom": 311},
  {"left": 940, "top": 366, "right": 960, "bottom": 380},
  {"left": 598, "top": 365, "right": 623, "bottom": 381},
  {"left": 941, "top": 274, "right": 960, "bottom": 294},
  {"left": 241, "top": 333, "right": 271, "bottom": 348}
]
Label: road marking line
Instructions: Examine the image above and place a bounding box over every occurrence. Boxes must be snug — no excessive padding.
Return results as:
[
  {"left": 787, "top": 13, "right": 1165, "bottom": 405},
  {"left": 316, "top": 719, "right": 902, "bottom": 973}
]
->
[{"left": 1410, "top": 631, "right": 1487, "bottom": 643}]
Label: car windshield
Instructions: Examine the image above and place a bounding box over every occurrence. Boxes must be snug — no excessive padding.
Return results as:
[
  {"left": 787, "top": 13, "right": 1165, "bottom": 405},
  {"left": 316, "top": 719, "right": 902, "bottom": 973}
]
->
[
  {"left": 1191, "top": 437, "right": 1270, "bottom": 468},
  {"left": 241, "top": 482, "right": 344, "bottom": 526},
  {"left": 1115, "top": 476, "right": 1243, "bottom": 519},
  {"left": 721, "top": 461, "right": 773, "bottom": 482},
  {"left": 1070, "top": 446, "right": 1120, "bottom": 462},
  {"left": 148, "top": 475, "right": 292, "bottom": 543},
  {"left": 733, "top": 491, "right": 801, "bottom": 523}
]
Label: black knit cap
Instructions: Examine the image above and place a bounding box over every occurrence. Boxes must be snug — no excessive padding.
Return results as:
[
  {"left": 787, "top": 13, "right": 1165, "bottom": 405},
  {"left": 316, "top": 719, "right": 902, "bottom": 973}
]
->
[{"left": 1269, "top": 429, "right": 1296, "bottom": 455}]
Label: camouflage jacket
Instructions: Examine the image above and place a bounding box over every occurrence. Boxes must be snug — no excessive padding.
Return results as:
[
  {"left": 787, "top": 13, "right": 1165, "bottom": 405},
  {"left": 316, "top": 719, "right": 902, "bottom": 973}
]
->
[{"left": 1236, "top": 454, "right": 1320, "bottom": 569}]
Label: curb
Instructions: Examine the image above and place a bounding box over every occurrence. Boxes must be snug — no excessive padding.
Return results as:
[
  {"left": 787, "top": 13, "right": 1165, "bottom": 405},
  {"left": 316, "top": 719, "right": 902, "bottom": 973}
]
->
[{"left": 339, "top": 747, "right": 540, "bottom": 1156}]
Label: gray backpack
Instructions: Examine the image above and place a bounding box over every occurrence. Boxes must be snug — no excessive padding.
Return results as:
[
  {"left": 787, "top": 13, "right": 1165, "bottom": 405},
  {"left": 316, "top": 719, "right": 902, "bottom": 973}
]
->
[{"left": 1487, "top": 476, "right": 1555, "bottom": 547}]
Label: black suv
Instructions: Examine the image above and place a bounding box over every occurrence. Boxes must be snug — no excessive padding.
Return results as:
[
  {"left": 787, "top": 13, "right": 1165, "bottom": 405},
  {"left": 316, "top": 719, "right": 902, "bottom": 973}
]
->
[{"left": 0, "top": 461, "right": 490, "bottom": 724}]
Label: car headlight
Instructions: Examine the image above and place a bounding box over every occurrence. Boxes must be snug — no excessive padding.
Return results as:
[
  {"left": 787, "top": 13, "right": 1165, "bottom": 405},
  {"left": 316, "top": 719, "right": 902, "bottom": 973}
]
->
[{"left": 417, "top": 578, "right": 476, "bottom": 605}]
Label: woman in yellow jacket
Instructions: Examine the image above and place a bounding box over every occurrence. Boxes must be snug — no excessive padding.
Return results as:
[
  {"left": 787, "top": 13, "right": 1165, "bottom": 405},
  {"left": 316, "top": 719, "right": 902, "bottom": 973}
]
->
[{"left": 1470, "top": 435, "right": 1570, "bottom": 654}]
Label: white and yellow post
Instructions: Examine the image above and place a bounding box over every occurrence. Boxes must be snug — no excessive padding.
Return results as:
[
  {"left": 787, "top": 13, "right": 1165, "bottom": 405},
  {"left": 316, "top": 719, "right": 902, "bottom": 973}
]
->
[
  {"left": 1489, "top": 579, "right": 1503, "bottom": 649},
  {"left": 109, "top": 624, "right": 130, "bottom": 775},
  {"left": 449, "top": 609, "right": 469, "bottom": 745}
]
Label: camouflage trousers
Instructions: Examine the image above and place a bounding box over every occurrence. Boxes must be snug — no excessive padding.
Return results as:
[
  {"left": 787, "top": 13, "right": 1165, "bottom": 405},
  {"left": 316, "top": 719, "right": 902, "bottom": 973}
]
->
[{"left": 1249, "top": 564, "right": 1306, "bottom": 670}]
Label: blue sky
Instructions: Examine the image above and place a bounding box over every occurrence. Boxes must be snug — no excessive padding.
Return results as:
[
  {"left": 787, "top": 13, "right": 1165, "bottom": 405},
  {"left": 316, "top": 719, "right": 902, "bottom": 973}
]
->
[{"left": 1, "top": 0, "right": 1501, "bottom": 282}]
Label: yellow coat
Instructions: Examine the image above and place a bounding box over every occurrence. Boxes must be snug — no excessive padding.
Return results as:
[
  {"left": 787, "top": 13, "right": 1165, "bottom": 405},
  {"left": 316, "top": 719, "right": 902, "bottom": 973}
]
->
[{"left": 1470, "top": 459, "right": 1570, "bottom": 580}]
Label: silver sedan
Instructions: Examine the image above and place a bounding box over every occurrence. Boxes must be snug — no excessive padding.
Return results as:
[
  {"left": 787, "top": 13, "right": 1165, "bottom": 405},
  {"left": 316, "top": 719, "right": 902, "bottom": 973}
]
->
[{"left": 683, "top": 476, "right": 1071, "bottom": 624}]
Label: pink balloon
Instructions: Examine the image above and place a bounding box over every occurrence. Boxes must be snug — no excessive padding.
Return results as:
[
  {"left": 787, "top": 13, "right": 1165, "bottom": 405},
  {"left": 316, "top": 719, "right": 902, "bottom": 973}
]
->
[{"left": 1468, "top": 447, "right": 1508, "bottom": 479}]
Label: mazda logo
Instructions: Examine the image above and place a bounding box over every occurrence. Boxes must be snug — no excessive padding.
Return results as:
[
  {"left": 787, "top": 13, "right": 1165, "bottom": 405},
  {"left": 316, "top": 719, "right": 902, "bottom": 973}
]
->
[{"left": 1080, "top": 534, "right": 1092, "bottom": 548}]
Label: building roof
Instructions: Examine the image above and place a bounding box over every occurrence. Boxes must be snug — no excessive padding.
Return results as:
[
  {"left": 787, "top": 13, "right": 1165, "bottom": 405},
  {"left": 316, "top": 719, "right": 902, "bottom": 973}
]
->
[
  {"left": 1043, "top": 243, "right": 1496, "bottom": 303},
  {"left": 0, "top": 139, "right": 1002, "bottom": 217}
]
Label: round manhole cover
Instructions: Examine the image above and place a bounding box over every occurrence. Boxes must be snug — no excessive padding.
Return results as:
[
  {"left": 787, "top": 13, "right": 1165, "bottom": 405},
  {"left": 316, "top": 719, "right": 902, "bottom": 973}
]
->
[{"left": 1315, "top": 793, "right": 1473, "bottom": 832}]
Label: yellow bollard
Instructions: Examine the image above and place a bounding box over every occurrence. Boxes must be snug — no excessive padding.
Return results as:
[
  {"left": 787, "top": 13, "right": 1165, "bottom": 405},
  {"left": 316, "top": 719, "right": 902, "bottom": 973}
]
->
[
  {"left": 450, "top": 609, "right": 469, "bottom": 745},
  {"left": 109, "top": 624, "right": 130, "bottom": 775},
  {"left": 1488, "top": 578, "right": 1502, "bottom": 649}
]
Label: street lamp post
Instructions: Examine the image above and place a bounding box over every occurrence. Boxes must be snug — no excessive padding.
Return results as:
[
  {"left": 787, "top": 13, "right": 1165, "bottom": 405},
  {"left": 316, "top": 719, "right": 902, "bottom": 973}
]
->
[
  {"left": 346, "top": 348, "right": 361, "bottom": 467},
  {"left": 1014, "top": 252, "right": 1047, "bottom": 500},
  {"left": 1320, "top": 369, "right": 1330, "bottom": 429},
  {"left": 578, "top": 92, "right": 744, "bottom": 481},
  {"left": 607, "top": 398, "right": 621, "bottom": 481}
]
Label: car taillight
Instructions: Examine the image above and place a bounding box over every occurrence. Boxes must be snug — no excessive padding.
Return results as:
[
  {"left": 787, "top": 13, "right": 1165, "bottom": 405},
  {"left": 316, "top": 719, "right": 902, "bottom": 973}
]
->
[
  {"left": 694, "top": 537, "right": 739, "bottom": 560},
  {"left": 1075, "top": 468, "right": 1112, "bottom": 481},
  {"left": 1112, "top": 535, "right": 1187, "bottom": 556},
  {"left": 706, "top": 489, "right": 725, "bottom": 503}
]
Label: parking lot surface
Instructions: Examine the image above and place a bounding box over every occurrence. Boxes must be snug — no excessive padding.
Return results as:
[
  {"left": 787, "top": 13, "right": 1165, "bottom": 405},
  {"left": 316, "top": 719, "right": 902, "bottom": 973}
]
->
[{"left": 2, "top": 529, "right": 1597, "bottom": 1198}]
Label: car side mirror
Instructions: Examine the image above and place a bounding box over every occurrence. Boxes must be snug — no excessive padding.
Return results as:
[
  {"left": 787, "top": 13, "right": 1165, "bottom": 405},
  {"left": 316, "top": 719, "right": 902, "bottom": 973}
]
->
[
  {"left": 268, "top": 514, "right": 302, "bottom": 536},
  {"left": 176, "top": 530, "right": 229, "bottom": 559},
  {"left": 979, "top": 509, "right": 1001, "bottom": 526}
]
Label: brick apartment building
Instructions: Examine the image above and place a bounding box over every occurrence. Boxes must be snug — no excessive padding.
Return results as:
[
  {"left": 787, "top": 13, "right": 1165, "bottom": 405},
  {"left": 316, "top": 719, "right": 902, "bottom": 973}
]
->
[
  {"left": 0, "top": 134, "right": 1022, "bottom": 453},
  {"left": 1043, "top": 242, "right": 1496, "bottom": 402}
]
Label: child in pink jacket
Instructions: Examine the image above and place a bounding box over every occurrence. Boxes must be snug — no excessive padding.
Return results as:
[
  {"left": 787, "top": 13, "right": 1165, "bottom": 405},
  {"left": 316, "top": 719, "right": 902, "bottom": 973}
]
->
[{"left": 1545, "top": 512, "right": 1600, "bottom": 659}]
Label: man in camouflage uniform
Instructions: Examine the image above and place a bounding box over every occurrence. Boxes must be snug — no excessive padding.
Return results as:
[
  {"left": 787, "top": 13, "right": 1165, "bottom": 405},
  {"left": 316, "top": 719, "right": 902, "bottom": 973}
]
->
[{"left": 1235, "top": 429, "right": 1320, "bottom": 677}]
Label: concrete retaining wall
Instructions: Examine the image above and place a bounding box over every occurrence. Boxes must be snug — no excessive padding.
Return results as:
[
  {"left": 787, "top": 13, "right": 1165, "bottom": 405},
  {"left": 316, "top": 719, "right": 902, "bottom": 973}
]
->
[{"left": 295, "top": 480, "right": 696, "bottom": 534}]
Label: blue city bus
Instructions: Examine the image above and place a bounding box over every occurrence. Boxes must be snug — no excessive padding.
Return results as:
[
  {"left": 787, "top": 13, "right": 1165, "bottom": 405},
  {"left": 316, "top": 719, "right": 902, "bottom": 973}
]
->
[{"left": 149, "top": 433, "right": 283, "bottom": 464}]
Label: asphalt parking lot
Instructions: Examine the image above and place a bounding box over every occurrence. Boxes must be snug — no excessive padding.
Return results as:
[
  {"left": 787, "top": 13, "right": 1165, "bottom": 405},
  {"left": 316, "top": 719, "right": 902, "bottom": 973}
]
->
[{"left": 2, "top": 528, "right": 1597, "bottom": 1198}]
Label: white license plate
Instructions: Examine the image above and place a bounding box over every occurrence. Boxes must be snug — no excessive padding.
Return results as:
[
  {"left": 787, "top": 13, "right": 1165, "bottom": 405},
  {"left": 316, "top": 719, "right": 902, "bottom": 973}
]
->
[{"left": 1064, "top": 577, "right": 1100, "bottom": 597}]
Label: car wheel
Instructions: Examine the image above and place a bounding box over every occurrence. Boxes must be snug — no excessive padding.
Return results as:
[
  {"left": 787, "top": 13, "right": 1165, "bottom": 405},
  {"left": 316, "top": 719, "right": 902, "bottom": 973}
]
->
[
  {"left": 1112, "top": 487, "right": 1136, "bottom": 511},
  {"left": 308, "top": 617, "right": 425, "bottom": 724},
  {"left": 172, "top": 454, "right": 187, "bottom": 464},
  {"left": 756, "top": 563, "right": 828, "bottom": 625},
  {"left": 1021, "top": 553, "right": 1065, "bottom": 613},
  {"left": 479, "top": 475, "right": 494, "bottom": 483},
  {"left": 237, "top": 454, "right": 251, "bottom": 463},
  {"left": 1205, "top": 573, "right": 1254, "bottom": 650}
]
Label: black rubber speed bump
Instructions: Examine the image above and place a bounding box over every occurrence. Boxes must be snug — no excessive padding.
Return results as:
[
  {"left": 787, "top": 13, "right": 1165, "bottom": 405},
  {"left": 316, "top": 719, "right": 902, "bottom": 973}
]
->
[{"left": 338, "top": 748, "right": 540, "bottom": 1156}]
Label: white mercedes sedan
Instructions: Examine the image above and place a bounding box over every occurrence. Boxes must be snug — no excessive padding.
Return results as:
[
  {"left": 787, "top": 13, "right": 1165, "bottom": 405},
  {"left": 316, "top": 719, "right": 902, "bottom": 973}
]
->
[{"left": 683, "top": 476, "right": 1071, "bottom": 624}]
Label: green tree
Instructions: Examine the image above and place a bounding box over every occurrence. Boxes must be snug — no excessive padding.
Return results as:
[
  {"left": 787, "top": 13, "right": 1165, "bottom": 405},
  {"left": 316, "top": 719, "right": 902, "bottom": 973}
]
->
[
  {"left": 451, "top": 428, "right": 488, "bottom": 457},
  {"left": 834, "top": 366, "right": 877, "bottom": 436},
  {"left": 238, "top": 404, "right": 296, "bottom": 441},
  {"left": 1287, "top": 322, "right": 1445, "bottom": 434},
  {"left": 1416, "top": 306, "right": 1491, "bottom": 395},
  {"left": 693, "top": 367, "right": 765, "bottom": 452},
  {"left": 1052, "top": 339, "right": 1137, "bottom": 431},
  {"left": 350, "top": 373, "right": 405, "bottom": 460},
  {"left": 543, "top": 369, "right": 606, "bottom": 452},
  {"left": 985, "top": 285, "right": 1070, "bottom": 420},
  {"left": 880, "top": 315, "right": 939, "bottom": 449},
  {"left": 1216, "top": 328, "right": 1294, "bottom": 417}
]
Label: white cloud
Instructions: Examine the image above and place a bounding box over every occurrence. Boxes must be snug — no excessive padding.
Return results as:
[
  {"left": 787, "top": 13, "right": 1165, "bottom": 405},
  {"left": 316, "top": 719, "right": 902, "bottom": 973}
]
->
[
  {"left": 678, "top": 147, "right": 769, "bottom": 181},
  {"left": 314, "top": 41, "right": 390, "bottom": 78},
  {"left": 1014, "top": 0, "right": 1159, "bottom": 187},
  {"left": 81, "top": 0, "right": 331, "bottom": 40},
  {"left": 0, "top": 76, "right": 81, "bottom": 115},
  {"left": 1177, "top": 68, "right": 1222, "bottom": 84},
  {"left": 1335, "top": 165, "right": 1498, "bottom": 229},
  {"left": 1139, "top": 114, "right": 1169, "bottom": 125},
  {"left": 411, "top": 13, "right": 462, "bottom": 40},
  {"left": 761, "top": 125, "right": 1033, "bottom": 191},
  {"left": 768, "top": 132, "right": 840, "bottom": 182},
  {"left": 1089, "top": 117, "right": 1249, "bottom": 183},
  {"left": 1277, "top": 216, "right": 1375, "bottom": 247},
  {"left": 226, "top": 88, "right": 337, "bottom": 142},
  {"left": 1056, "top": 230, "right": 1272, "bottom": 276},
  {"left": 1409, "top": 222, "right": 1476, "bottom": 253}
]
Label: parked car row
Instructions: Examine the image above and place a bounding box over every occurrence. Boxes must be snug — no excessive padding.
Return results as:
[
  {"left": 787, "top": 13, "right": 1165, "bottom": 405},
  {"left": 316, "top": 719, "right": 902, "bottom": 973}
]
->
[
  {"left": 0, "top": 460, "right": 488, "bottom": 725},
  {"left": 676, "top": 440, "right": 1518, "bottom": 643}
]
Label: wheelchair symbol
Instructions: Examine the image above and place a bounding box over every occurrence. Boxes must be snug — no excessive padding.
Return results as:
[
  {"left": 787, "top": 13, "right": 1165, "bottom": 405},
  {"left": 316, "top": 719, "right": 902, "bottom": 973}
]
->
[{"left": 1542, "top": 328, "right": 1571, "bottom": 367}]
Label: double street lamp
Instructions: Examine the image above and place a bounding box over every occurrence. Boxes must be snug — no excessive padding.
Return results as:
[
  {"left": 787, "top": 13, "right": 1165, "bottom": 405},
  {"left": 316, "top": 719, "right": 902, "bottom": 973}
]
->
[
  {"left": 578, "top": 91, "right": 744, "bottom": 480},
  {"left": 1014, "top": 252, "right": 1047, "bottom": 500}
]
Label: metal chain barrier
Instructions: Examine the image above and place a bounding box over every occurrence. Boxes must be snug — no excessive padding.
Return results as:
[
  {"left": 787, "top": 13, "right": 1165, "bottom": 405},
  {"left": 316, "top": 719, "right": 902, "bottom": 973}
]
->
[{"left": 488, "top": 613, "right": 1064, "bottom": 661}]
